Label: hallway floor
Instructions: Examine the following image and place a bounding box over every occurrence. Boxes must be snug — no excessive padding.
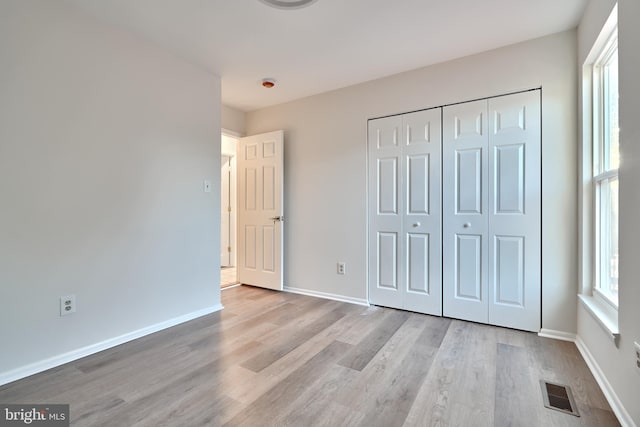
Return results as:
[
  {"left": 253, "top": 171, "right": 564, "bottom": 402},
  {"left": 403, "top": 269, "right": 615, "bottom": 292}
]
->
[{"left": 221, "top": 266, "right": 238, "bottom": 288}]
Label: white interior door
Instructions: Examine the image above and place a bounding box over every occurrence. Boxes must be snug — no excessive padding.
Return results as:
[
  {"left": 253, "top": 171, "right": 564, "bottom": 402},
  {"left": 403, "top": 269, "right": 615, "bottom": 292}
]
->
[
  {"left": 368, "top": 108, "right": 442, "bottom": 316},
  {"left": 488, "top": 91, "right": 541, "bottom": 331},
  {"left": 237, "top": 130, "right": 284, "bottom": 291},
  {"left": 443, "top": 99, "right": 489, "bottom": 324}
]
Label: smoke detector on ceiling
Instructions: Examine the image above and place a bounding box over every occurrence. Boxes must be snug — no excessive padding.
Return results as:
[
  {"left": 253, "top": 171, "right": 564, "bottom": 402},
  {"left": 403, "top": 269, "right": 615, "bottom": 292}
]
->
[
  {"left": 259, "top": 0, "right": 319, "bottom": 10},
  {"left": 262, "top": 78, "right": 276, "bottom": 88}
]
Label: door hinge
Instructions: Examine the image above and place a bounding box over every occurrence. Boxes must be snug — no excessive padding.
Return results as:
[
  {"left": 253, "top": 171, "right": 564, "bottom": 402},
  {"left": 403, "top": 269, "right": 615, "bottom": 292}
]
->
[
  {"left": 227, "top": 246, "right": 231, "bottom": 253},
  {"left": 227, "top": 206, "right": 232, "bottom": 212}
]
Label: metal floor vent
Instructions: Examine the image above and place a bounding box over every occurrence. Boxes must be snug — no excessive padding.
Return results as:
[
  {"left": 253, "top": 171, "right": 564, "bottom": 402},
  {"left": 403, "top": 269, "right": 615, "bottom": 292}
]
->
[{"left": 540, "top": 380, "right": 580, "bottom": 417}]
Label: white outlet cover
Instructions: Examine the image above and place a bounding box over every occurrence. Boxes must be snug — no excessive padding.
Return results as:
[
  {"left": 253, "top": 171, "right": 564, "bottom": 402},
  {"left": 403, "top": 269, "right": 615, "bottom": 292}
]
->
[
  {"left": 203, "top": 179, "right": 212, "bottom": 193},
  {"left": 60, "top": 295, "right": 76, "bottom": 316}
]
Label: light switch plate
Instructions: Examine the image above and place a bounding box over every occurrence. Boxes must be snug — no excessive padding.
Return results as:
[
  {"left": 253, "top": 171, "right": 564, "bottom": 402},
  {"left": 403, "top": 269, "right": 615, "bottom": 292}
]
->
[{"left": 203, "top": 179, "right": 211, "bottom": 193}]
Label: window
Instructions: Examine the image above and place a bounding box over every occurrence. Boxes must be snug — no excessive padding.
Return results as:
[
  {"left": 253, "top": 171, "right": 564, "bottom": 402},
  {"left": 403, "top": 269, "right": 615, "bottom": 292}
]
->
[{"left": 592, "top": 28, "right": 619, "bottom": 307}]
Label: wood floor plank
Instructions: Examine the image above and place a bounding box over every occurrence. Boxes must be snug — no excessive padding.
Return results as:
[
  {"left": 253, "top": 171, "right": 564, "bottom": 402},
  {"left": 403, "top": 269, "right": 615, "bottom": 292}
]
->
[
  {"left": 57, "top": 330, "right": 262, "bottom": 411},
  {"left": 70, "top": 395, "right": 127, "bottom": 426},
  {"left": 250, "top": 298, "right": 343, "bottom": 344},
  {"left": 72, "top": 311, "right": 226, "bottom": 375},
  {"left": 0, "top": 364, "right": 85, "bottom": 403},
  {"left": 277, "top": 365, "right": 363, "bottom": 426},
  {"left": 223, "top": 340, "right": 353, "bottom": 426},
  {"left": 404, "top": 320, "right": 498, "bottom": 427},
  {"left": 0, "top": 286, "right": 620, "bottom": 427},
  {"left": 241, "top": 307, "right": 346, "bottom": 372},
  {"left": 494, "top": 343, "right": 541, "bottom": 427},
  {"left": 225, "top": 313, "right": 363, "bottom": 406},
  {"left": 335, "top": 305, "right": 387, "bottom": 345},
  {"left": 186, "top": 302, "right": 300, "bottom": 351},
  {"left": 337, "top": 309, "right": 410, "bottom": 371},
  {"left": 356, "top": 318, "right": 444, "bottom": 427},
  {"left": 329, "top": 314, "right": 432, "bottom": 424},
  {"left": 89, "top": 342, "right": 252, "bottom": 426},
  {"left": 414, "top": 316, "right": 451, "bottom": 348}
]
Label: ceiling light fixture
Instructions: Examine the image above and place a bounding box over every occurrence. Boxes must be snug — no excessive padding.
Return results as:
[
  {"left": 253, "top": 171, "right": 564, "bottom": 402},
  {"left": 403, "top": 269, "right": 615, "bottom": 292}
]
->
[{"left": 259, "top": 0, "right": 319, "bottom": 10}]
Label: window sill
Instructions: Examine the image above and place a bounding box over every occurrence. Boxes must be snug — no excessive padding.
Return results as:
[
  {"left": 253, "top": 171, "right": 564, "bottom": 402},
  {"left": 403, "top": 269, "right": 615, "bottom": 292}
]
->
[{"left": 578, "top": 294, "right": 620, "bottom": 345}]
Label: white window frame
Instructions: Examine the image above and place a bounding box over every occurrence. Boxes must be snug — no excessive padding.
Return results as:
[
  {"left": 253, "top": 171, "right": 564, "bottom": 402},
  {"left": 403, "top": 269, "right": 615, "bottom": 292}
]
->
[
  {"left": 578, "top": 4, "right": 619, "bottom": 343},
  {"left": 591, "top": 28, "right": 619, "bottom": 309}
]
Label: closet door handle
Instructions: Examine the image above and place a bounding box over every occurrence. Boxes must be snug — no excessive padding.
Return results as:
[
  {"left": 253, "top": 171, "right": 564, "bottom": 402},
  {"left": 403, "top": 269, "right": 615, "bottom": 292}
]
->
[{"left": 463, "top": 222, "right": 471, "bottom": 228}]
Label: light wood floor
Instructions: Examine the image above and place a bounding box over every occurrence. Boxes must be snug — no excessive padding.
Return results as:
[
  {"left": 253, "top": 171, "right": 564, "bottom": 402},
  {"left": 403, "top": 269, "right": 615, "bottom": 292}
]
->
[
  {"left": 0, "top": 286, "right": 619, "bottom": 426},
  {"left": 220, "top": 267, "right": 238, "bottom": 288}
]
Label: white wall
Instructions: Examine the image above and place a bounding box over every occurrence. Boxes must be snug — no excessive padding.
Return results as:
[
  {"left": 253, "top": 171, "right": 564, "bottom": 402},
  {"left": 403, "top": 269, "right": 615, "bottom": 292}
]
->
[
  {"left": 618, "top": 0, "right": 640, "bottom": 423},
  {"left": 0, "top": 1, "right": 221, "bottom": 381},
  {"left": 246, "top": 30, "right": 578, "bottom": 332},
  {"left": 577, "top": 0, "right": 640, "bottom": 425},
  {"left": 222, "top": 104, "right": 246, "bottom": 136}
]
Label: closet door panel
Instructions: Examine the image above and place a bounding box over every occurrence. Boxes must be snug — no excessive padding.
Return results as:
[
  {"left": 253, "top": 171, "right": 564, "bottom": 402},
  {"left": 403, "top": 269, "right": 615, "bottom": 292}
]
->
[
  {"left": 488, "top": 91, "right": 541, "bottom": 332},
  {"left": 407, "top": 233, "right": 429, "bottom": 293},
  {"left": 455, "top": 234, "right": 483, "bottom": 300},
  {"left": 456, "top": 148, "right": 483, "bottom": 214},
  {"left": 443, "top": 100, "right": 489, "bottom": 324},
  {"left": 368, "top": 116, "right": 404, "bottom": 310},
  {"left": 403, "top": 109, "right": 442, "bottom": 315}
]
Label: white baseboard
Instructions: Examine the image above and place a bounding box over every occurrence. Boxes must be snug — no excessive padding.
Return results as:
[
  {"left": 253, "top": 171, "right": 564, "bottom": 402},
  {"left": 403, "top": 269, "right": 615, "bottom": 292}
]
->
[
  {"left": 538, "top": 328, "right": 577, "bottom": 342},
  {"left": 283, "top": 286, "right": 369, "bottom": 307},
  {"left": 575, "top": 336, "right": 636, "bottom": 427},
  {"left": 0, "top": 304, "right": 223, "bottom": 387}
]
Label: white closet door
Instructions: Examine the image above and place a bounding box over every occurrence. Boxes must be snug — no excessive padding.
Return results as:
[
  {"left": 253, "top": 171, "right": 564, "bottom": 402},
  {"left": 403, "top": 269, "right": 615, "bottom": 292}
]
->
[
  {"left": 368, "top": 115, "right": 404, "bottom": 310},
  {"left": 368, "top": 108, "right": 442, "bottom": 315},
  {"left": 402, "top": 109, "right": 442, "bottom": 315},
  {"left": 443, "top": 100, "right": 489, "bottom": 324},
  {"left": 488, "top": 91, "right": 541, "bottom": 331}
]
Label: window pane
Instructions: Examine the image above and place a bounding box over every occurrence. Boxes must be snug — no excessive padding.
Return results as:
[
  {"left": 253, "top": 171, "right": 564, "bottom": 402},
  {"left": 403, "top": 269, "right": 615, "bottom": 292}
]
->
[
  {"left": 597, "top": 177, "right": 619, "bottom": 304},
  {"left": 604, "top": 49, "right": 619, "bottom": 171}
]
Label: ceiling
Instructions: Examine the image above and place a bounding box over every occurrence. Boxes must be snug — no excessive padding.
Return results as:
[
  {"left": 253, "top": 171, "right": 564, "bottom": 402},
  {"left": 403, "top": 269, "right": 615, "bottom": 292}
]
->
[{"left": 64, "top": 0, "right": 588, "bottom": 112}]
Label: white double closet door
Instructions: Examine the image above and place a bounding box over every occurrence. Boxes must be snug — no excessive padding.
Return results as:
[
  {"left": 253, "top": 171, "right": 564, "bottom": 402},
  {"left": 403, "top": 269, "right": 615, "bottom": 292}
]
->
[{"left": 368, "top": 90, "right": 541, "bottom": 332}]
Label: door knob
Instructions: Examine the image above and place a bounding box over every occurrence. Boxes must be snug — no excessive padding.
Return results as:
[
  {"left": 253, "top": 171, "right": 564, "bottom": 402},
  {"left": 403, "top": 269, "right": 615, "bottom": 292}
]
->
[
  {"left": 270, "top": 216, "right": 284, "bottom": 222},
  {"left": 413, "top": 222, "right": 421, "bottom": 227},
  {"left": 463, "top": 222, "right": 471, "bottom": 228}
]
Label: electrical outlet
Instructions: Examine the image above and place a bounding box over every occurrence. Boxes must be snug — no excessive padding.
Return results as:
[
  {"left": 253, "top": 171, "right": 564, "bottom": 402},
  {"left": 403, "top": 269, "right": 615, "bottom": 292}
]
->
[
  {"left": 60, "top": 295, "right": 76, "bottom": 316},
  {"left": 337, "top": 262, "right": 346, "bottom": 275}
]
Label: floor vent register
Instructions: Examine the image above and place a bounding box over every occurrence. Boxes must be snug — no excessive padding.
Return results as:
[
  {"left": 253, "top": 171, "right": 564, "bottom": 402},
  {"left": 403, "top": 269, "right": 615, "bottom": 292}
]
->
[{"left": 540, "top": 380, "right": 580, "bottom": 417}]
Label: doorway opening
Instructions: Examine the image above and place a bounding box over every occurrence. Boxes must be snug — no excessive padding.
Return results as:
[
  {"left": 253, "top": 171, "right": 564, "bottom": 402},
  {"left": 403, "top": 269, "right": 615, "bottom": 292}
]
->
[
  {"left": 221, "top": 133, "right": 238, "bottom": 288},
  {"left": 220, "top": 129, "right": 285, "bottom": 291}
]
